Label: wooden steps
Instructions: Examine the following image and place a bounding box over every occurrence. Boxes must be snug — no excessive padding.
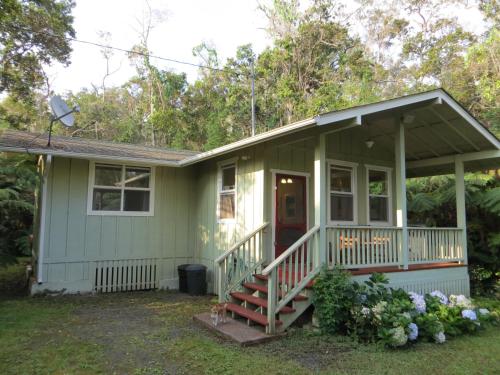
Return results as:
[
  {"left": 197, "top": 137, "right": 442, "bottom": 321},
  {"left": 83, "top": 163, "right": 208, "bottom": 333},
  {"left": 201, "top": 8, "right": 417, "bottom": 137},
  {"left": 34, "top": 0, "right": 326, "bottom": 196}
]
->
[
  {"left": 242, "top": 282, "right": 308, "bottom": 301},
  {"left": 216, "top": 269, "right": 311, "bottom": 333},
  {"left": 230, "top": 291, "right": 295, "bottom": 314},
  {"left": 226, "top": 303, "right": 283, "bottom": 327}
]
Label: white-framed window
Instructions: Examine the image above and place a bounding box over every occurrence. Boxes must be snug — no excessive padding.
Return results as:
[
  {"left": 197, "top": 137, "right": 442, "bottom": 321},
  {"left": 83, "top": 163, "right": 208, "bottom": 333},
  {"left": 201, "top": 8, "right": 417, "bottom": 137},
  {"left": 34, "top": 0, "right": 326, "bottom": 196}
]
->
[
  {"left": 217, "top": 159, "right": 237, "bottom": 222},
  {"left": 328, "top": 160, "right": 358, "bottom": 225},
  {"left": 88, "top": 161, "right": 154, "bottom": 216},
  {"left": 366, "top": 165, "right": 392, "bottom": 225}
]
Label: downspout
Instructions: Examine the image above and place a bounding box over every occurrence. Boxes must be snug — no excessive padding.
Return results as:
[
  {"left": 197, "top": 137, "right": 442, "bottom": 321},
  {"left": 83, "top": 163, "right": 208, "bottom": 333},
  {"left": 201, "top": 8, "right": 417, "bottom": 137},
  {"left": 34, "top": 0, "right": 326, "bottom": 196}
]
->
[{"left": 37, "top": 154, "right": 52, "bottom": 283}]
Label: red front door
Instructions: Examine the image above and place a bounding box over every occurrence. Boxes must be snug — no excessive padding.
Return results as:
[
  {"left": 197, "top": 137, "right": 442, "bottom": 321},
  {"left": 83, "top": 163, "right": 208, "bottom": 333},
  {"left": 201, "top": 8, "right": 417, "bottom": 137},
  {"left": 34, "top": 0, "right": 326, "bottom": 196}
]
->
[{"left": 275, "top": 174, "right": 307, "bottom": 258}]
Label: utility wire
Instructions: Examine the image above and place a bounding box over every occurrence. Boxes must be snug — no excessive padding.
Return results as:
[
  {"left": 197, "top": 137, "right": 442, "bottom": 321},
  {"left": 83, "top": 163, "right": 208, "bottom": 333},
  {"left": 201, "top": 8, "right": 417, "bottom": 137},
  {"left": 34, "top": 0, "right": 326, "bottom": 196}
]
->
[{"left": 4, "top": 23, "right": 246, "bottom": 75}]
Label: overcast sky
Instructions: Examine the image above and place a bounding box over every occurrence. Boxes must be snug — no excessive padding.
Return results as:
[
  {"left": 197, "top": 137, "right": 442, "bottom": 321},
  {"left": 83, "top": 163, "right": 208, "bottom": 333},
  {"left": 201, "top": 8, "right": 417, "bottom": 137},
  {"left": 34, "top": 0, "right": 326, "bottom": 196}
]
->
[
  {"left": 46, "top": 0, "right": 486, "bottom": 95},
  {"left": 46, "top": 0, "right": 272, "bottom": 94}
]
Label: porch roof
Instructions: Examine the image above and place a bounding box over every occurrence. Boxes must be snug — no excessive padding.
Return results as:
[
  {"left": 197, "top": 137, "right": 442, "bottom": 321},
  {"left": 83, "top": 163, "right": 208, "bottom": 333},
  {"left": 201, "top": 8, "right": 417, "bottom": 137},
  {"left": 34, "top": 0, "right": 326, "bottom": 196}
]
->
[{"left": 0, "top": 89, "right": 498, "bottom": 173}]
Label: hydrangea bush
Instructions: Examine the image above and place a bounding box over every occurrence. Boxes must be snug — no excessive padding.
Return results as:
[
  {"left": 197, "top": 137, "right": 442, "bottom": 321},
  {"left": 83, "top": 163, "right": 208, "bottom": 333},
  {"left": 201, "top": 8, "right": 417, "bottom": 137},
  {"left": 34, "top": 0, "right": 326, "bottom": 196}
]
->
[{"left": 313, "top": 267, "right": 498, "bottom": 348}]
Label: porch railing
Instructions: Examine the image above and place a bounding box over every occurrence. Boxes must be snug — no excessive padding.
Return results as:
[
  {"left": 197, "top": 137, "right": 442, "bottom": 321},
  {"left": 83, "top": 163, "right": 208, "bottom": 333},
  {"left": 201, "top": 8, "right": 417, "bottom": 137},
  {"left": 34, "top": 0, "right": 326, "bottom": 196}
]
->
[
  {"left": 326, "top": 226, "right": 403, "bottom": 269},
  {"left": 408, "top": 227, "right": 464, "bottom": 264},
  {"left": 262, "top": 225, "right": 320, "bottom": 334},
  {"left": 216, "top": 222, "right": 269, "bottom": 302}
]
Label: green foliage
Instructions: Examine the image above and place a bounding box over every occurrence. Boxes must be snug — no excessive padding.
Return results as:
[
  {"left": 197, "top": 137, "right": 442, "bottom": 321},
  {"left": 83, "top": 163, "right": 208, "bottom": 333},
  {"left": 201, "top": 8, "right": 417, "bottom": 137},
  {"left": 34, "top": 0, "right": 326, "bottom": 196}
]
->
[
  {"left": 0, "top": 0, "right": 75, "bottom": 100},
  {"left": 0, "top": 258, "right": 29, "bottom": 297},
  {"left": 312, "top": 266, "right": 363, "bottom": 334},
  {"left": 313, "top": 269, "right": 498, "bottom": 348},
  {"left": 407, "top": 172, "right": 500, "bottom": 295},
  {"left": 0, "top": 152, "right": 37, "bottom": 263}
]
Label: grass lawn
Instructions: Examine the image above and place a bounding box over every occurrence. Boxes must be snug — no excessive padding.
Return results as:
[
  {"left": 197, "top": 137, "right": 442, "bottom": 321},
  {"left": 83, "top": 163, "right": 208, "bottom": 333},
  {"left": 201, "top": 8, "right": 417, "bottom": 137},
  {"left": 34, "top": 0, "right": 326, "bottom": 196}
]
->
[{"left": 0, "top": 291, "right": 499, "bottom": 375}]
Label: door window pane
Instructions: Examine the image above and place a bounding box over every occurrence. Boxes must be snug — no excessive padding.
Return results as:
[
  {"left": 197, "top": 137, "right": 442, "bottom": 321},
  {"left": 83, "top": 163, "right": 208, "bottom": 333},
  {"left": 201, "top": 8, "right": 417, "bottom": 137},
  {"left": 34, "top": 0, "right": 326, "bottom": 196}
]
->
[
  {"left": 95, "top": 164, "right": 122, "bottom": 186},
  {"left": 331, "top": 167, "right": 352, "bottom": 192},
  {"left": 331, "top": 194, "right": 354, "bottom": 221},
  {"left": 370, "top": 196, "right": 388, "bottom": 222},
  {"left": 124, "top": 190, "right": 150, "bottom": 211},
  {"left": 92, "top": 189, "right": 121, "bottom": 211},
  {"left": 369, "top": 170, "right": 387, "bottom": 195},
  {"left": 125, "top": 167, "right": 150, "bottom": 188}
]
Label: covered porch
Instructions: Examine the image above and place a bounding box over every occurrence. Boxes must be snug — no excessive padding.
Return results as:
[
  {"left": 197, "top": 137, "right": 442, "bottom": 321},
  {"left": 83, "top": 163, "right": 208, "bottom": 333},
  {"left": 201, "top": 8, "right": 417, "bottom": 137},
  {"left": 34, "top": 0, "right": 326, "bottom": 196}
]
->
[{"left": 216, "top": 90, "right": 499, "bottom": 333}]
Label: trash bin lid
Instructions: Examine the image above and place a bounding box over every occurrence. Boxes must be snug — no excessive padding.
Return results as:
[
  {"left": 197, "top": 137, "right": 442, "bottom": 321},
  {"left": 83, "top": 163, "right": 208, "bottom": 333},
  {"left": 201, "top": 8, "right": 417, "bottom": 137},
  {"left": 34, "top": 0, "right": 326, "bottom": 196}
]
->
[{"left": 178, "top": 264, "right": 206, "bottom": 271}]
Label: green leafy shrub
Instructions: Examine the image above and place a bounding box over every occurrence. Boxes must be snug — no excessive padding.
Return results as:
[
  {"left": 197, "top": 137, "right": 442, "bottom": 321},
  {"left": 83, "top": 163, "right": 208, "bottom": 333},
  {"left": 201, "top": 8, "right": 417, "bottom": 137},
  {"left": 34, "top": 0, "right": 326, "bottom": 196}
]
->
[
  {"left": 312, "top": 268, "right": 499, "bottom": 348},
  {"left": 0, "top": 260, "right": 29, "bottom": 297},
  {"left": 312, "top": 266, "right": 363, "bottom": 334}
]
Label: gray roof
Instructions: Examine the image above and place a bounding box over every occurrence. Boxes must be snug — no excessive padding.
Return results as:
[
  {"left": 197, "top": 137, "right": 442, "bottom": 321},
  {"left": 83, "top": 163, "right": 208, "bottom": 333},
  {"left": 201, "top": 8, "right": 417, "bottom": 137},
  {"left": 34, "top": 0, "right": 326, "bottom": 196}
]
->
[
  {"left": 0, "top": 129, "right": 199, "bottom": 165},
  {"left": 0, "top": 89, "right": 498, "bottom": 170}
]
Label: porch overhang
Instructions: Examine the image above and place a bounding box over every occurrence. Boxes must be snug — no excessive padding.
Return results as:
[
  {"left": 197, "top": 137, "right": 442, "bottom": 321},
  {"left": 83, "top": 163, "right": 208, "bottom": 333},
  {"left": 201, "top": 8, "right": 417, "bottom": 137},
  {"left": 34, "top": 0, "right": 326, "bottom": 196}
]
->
[{"left": 407, "top": 150, "right": 500, "bottom": 178}]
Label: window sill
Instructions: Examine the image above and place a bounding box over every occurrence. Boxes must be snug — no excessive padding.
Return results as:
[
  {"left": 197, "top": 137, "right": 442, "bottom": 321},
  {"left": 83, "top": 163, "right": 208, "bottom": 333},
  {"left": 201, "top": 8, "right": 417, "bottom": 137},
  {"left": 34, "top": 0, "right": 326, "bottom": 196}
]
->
[
  {"left": 218, "top": 218, "right": 236, "bottom": 224},
  {"left": 87, "top": 211, "right": 154, "bottom": 217}
]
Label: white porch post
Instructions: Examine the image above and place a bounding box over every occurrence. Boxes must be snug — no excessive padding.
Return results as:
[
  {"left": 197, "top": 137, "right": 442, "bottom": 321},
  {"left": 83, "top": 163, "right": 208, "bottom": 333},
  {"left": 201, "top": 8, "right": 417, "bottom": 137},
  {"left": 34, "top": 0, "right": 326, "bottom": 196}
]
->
[
  {"left": 314, "top": 133, "right": 327, "bottom": 265},
  {"left": 455, "top": 159, "right": 468, "bottom": 264},
  {"left": 395, "top": 121, "right": 409, "bottom": 269}
]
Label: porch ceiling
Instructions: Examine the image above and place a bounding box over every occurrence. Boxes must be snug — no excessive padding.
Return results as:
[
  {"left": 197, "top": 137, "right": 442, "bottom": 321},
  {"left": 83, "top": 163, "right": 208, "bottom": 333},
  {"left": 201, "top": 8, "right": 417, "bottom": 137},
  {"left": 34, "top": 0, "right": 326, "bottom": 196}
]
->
[{"left": 365, "top": 101, "right": 497, "bottom": 160}]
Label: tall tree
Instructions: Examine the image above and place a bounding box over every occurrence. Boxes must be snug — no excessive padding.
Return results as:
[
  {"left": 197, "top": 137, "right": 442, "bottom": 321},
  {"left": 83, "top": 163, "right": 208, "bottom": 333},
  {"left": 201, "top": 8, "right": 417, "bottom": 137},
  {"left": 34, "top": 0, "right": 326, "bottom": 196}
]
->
[{"left": 0, "top": 0, "right": 75, "bottom": 100}]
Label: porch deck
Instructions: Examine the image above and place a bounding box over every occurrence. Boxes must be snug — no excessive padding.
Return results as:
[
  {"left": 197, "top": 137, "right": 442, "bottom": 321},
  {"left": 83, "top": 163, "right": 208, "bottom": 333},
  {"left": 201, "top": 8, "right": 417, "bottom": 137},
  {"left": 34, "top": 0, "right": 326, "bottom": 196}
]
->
[{"left": 348, "top": 261, "right": 465, "bottom": 276}]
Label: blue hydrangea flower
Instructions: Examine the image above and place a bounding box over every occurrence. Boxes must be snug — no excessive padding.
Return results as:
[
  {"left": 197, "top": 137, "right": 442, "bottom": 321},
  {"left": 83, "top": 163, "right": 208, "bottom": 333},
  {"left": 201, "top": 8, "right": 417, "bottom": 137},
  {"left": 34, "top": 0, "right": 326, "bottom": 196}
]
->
[
  {"left": 430, "top": 290, "right": 448, "bottom": 305},
  {"left": 408, "top": 323, "right": 418, "bottom": 341},
  {"left": 408, "top": 291, "right": 426, "bottom": 314},
  {"left": 462, "top": 309, "right": 477, "bottom": 321}
]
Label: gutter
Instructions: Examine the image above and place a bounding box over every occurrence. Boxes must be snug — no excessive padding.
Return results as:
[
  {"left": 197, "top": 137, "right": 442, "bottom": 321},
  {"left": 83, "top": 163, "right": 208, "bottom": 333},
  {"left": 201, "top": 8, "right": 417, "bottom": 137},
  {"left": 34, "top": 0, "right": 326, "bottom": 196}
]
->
[
  {"left": 0, "top": 146, "right": 181, "bottom": 167},
  {"left": 37, "top": 154, "right": 52, "bottom": 283}
]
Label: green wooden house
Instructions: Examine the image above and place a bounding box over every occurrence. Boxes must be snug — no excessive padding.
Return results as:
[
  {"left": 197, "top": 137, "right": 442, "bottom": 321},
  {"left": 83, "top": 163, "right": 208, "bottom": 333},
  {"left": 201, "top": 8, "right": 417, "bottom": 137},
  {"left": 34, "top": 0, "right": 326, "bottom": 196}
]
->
[{"left": 1, "top": 89, "right": 499, "bottom": 333}]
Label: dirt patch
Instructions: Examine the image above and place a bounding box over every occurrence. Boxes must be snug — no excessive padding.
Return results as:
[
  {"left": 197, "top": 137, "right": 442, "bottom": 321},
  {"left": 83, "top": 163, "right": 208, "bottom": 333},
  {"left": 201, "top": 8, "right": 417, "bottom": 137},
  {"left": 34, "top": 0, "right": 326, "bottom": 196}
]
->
[
  {"left": 260, "top": 329, "right": 356, "bottom": 371},
  {"left": 60, "top": 291, "right": 214, "bottom": 373}
]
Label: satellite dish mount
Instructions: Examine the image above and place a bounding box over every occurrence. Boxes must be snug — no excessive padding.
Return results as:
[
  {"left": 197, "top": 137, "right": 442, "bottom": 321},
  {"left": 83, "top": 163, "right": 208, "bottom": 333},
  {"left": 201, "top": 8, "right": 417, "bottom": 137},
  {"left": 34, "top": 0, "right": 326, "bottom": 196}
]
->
[{"left": 48, "top": 95, "right": 80, "bottom": 146}]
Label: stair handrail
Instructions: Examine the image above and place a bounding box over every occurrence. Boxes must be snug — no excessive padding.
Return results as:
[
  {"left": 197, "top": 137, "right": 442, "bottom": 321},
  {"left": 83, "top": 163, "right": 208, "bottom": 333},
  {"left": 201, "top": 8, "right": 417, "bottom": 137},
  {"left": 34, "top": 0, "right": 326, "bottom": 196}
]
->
[
  {"left": 216, "top": 222, "right": 269, "bottom": 302},
  {"left": 215, "top": 222, "right": 269, "bottom": 264},
  {"left": 263, "top": 225, "right": 321, "bottom": 334},
  {"left": 261, "top": 225, "right": 320, "bottom": 275}
]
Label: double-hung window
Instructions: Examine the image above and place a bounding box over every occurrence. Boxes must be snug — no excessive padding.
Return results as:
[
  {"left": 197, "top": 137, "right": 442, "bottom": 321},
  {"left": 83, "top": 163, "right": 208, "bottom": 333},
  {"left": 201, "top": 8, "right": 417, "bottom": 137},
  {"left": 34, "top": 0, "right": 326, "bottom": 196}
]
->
[
  {"left": 89, "top": 162, "right": 154, "bottom": 215},
  {"left": 218, "top": 161, "right": 236, "bottom": 221},
  {"left": 329, "top": 162, "right": 357, "bottom": 224},
  {"left": 367, "top": 166, "right": 391, "bottom": 224}
]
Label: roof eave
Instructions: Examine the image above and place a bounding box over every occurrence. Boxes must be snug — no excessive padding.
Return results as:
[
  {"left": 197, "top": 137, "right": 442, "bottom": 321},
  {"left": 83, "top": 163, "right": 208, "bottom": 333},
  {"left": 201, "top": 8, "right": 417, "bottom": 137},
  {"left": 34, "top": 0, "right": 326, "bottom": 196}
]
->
[
  {"left": 0, "top": 146, "right": 182, "bottom": 167},
  {"left": 179, "top": 117, "right": 317, "bottom": 166}
]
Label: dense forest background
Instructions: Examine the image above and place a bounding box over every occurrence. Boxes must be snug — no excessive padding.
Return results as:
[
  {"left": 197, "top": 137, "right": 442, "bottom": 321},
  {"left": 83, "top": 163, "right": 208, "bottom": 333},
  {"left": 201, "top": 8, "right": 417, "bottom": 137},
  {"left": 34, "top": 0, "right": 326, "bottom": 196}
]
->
[{"left": 0, "top": 0, "right": 498, "bottom": 293}]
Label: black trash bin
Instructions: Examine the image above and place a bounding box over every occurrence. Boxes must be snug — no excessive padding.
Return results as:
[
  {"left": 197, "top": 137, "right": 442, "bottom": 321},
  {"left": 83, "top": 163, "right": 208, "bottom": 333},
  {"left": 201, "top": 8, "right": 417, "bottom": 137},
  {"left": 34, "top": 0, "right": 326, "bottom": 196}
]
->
[{"left": 177, "top": 264, "right": 207, "bottom": 295}]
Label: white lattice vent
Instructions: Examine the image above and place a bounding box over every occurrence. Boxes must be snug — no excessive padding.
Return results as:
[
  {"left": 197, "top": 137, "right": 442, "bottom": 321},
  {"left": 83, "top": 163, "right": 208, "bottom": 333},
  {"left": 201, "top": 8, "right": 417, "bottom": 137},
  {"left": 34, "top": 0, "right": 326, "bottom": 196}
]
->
[{"left": 94, "top": 259, "right": 158, "bottom": 293}]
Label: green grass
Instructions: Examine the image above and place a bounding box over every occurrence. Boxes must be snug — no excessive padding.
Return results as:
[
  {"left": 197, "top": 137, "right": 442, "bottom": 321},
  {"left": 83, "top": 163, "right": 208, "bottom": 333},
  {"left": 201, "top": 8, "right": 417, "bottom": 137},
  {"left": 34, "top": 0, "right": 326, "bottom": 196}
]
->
[{"left": 0, "top": 292, "right": 499, "bottom": 374}]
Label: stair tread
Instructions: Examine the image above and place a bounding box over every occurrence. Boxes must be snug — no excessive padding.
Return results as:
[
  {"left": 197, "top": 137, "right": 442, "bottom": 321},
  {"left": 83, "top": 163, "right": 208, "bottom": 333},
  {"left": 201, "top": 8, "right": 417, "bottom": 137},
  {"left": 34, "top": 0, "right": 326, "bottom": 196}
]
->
[
  {"left": 243, "top": 282, "right": 308, "bottom": 301},
  {"left": 230, "top": 292, "right": 295, "bottom": 314},
  {"left": 225, "top": 303, "right": 282, "bottom": 326},
  {"left": 253, "top": 273, "right": 315, "bottom": 288}
]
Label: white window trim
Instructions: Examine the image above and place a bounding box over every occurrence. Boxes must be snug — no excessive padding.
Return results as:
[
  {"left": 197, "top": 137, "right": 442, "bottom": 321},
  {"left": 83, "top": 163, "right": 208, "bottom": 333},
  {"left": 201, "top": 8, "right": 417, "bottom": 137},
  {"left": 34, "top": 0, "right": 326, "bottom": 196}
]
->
[
  {"left": 217, "top": 158, "right": 238, "bottom": 223},
  {"left": 87, "top": 161, "right": 155, "bottom": 216},
  {"left": 327, "top": 159, "right": 358, "bottom": 225},
  {"left": 365, "top": 164, "right": 393, "bottom": 226}
]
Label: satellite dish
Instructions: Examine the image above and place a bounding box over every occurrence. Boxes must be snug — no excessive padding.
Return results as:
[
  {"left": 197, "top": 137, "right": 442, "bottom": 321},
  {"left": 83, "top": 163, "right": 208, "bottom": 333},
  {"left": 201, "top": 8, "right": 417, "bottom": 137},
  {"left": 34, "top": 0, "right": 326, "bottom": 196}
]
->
[
  {"left": 47, "top": 95, "right": 80, "bottom": 146},
  {"left": 50, "top": 95, "right": 77, "bottom": 127}
]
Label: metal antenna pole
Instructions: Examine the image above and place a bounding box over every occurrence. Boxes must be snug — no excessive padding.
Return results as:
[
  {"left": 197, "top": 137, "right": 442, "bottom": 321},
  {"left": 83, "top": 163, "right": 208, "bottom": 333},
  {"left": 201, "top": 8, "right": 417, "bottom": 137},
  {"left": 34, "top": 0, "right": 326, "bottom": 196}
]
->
[{"left": 251, "top": 58, "right": 256, "bottom": 137}]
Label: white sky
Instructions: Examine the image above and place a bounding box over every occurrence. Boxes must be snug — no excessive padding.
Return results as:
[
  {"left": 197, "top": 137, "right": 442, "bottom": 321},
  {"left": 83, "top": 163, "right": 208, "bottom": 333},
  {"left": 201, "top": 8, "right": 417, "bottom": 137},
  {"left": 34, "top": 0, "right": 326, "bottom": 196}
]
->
[
  {"left": 47, "top": 0, "right": 272, "bottom": 94},
  {"left": 46, "top": 0, "right": 486, "bottom": 95}
]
